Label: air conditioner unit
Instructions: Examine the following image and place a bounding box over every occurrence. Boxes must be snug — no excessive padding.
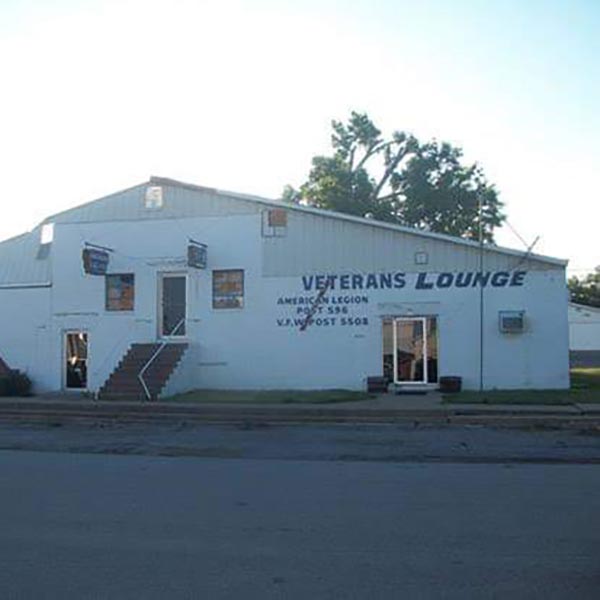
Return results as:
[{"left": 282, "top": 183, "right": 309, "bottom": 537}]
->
[{"left": 499, "top": 311, "right": 525, "bottom": 333}]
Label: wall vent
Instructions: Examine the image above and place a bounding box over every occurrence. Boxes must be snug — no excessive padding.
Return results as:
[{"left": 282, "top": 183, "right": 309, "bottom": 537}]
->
[{"left": 414, "top": 251, "right": 428, "bottom": 265}]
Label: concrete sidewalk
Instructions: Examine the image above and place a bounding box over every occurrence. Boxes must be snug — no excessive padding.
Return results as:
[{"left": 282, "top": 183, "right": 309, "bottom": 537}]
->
[
  {"left": 0, "top": 392, "right": 599, "bottom": 427},
  {"left": 353, "top": 393, "right": 600, "bottom": 415}
]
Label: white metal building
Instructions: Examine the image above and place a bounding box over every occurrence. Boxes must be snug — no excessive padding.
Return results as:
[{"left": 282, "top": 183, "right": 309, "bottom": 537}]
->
[
  {"left": 0, "top": 177, "right": 570, "bottom": 397},
  {"left": 569, "top": 303, "right": 600, "bottom": 350},
  {"left": 568, "top": 302, "right": 600, "bottom": 367}
]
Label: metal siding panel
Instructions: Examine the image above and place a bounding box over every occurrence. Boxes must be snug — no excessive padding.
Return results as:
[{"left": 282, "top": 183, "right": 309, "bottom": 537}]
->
[
  {"left": 48, "top": 184, "right": 260, "bottom": 225},
  {"left": 262, "top": 211, "right": 556, "bottom": 276},
  {"left": 0, "top": 231, "right": 52, "bottom": 285}
]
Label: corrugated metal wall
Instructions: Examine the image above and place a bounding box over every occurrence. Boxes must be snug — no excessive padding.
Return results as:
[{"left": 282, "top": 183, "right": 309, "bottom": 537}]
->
[
  {"left": 0, "top": 232, "right": 51, "bottom": 285},
  {"left": 261, "top": 210, "right": 556, "bottom": 276},
  {"left": 46, "top": 183, "right": 260, "bottom": 224}
]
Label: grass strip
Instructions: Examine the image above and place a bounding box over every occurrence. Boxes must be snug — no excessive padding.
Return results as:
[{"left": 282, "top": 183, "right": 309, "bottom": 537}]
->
[
  {"left": 165, "top": 389, "right": 373, "bottom": 404},
  {"left": 443, "top": 368, "right": 600, "bottom": 405}
]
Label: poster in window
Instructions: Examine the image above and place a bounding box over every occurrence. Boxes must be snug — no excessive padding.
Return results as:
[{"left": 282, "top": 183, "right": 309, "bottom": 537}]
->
[
  {"left": 106, "top": 274, "right": 135, "bottom": 311},
  {"left": 213, "top": 270, "right": 244, "bottom": 309}
]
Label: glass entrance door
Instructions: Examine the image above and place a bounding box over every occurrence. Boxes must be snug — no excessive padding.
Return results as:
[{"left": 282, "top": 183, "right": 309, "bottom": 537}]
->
[
  {"left": 382, "top": 317, "right": 438, "bottom": 384},
  {"left": 394, "top": 318, "right": 428, "bottom": 383},
  {"left": 65, "top": 332, "right": 88, "bottom": 389},
  {"left": 159, "top": 274, "right": 187, "bottom": 338}
]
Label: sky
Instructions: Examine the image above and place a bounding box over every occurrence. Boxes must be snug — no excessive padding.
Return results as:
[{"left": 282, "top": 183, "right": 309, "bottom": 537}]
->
[{"left": 0, "top": 0, "right": 598, "bottom": 274}]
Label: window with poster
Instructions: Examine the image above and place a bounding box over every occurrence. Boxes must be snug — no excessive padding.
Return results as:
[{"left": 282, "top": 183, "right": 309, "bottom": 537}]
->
[
  {"left": 213, "top": 269, "right": 244, "bottom": 309},
  {"left": 105, "top": 274, "right": 135, "bottom": 311}
]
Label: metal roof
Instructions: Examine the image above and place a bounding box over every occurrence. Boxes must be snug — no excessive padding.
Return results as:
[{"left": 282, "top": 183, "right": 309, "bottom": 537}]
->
[{"left": 0, "top": 230, "right": 52, "bottom": 287}]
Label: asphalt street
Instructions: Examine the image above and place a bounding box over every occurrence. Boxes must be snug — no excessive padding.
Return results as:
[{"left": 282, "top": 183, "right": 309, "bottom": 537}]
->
[{"left": 1, "top": 442, "right": 600, "bottom": 599}]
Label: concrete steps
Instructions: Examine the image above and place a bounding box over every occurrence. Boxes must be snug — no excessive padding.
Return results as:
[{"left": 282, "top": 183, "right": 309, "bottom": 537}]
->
[{"left": 98, "top": 343, "right": 188, "bottom": 400}]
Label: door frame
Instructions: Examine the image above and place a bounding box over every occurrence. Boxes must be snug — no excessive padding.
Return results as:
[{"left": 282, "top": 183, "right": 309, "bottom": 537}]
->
[
  {"left": 393, "top": 317, "right": 428, "bottom": 385},
  {"left": 63, "top": 330, "right": 89, "bottom": 391},
  {"left": 157, "top": 272, "right": 188, "bottom": 340}
]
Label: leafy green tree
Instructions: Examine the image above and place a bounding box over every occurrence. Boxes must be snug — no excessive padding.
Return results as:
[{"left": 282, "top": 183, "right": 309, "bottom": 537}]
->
[
  {"left": 284, "top": 111, "right": 505, "bottom": 241},
  {"left": 568, "top": 269, "right": 600, "bottom": 308}
]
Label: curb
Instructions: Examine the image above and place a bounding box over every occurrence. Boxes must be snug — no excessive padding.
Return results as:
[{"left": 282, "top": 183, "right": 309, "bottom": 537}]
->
[{"left": 1, "top": 401, "right": 600, "bottom": 429}]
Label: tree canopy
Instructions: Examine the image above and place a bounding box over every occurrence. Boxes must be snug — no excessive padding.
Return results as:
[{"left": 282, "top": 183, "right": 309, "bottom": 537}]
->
[
  {"left": 283, "top": 111, "right": 505, "bottom": 242},
  {"left": 568, "top": 269, "right": 600, "bottom": 308}
]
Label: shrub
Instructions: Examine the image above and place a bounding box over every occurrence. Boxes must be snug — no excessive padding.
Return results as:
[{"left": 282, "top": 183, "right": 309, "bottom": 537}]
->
[{"left": 0, "top": 370, "right": 33, "bottom": 397}]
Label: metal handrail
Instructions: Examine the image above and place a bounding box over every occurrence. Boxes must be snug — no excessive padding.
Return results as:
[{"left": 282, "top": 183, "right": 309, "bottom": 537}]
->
[{"left": 138, "top": 317, "right": 186, "bottom": 401}]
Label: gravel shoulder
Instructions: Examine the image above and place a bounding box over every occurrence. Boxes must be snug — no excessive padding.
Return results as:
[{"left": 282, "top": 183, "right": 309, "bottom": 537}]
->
[{"left": 2, "top": 421, "right": 599, "bottom": 464}]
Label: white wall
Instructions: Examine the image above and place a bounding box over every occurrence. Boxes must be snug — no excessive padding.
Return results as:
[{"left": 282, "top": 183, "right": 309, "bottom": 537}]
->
[
  {"left": 194, "top": 269, "right": 568, "bottom": 391},
  {"left": 0, "top": 287, "right": 54, "bottom": 392},
  {"left": 0, "top": 204, "right": 570, "bottom": 393},
  {"left": 47, "top": 213, "right": 262, "bottom": 394}
]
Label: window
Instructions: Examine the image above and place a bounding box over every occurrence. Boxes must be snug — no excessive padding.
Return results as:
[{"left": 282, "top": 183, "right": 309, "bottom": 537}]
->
[
  {"left": 144, "top": 186, "right": 163, "bottom": 209},
  {"left": 262, "top": 209, "right": 287, "bottom": 237},
  {"left": 106, "top": 274, "right": 135, "bottom": 311},
  {"left": 40, "top": 223, "right": 54, "bottom": 244},
  {"left": 268, "top": 208, "right": 287, "bottom": 227},
  {"left": 37, "top": 223, "right": 54, "bottom": 260},
  {"left": 213, "top": 269, "right": 244, "bottom": 309}
]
